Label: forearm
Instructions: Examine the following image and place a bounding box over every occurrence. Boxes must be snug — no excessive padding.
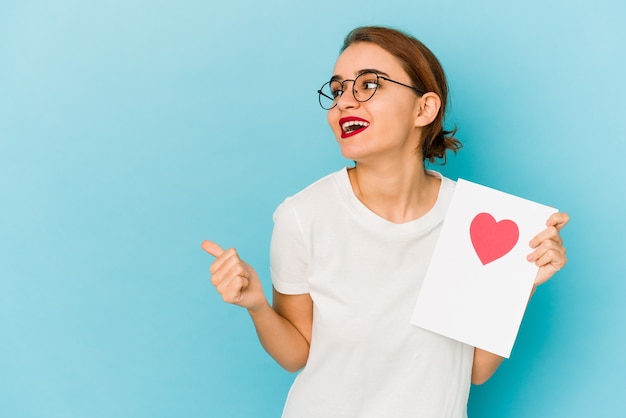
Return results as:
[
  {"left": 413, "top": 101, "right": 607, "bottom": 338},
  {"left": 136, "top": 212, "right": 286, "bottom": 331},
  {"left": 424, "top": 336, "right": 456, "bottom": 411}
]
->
[
  {"left": 471, "top": 282, "right": 544, "bottom": 384},
  {"left": 248, "top": 302, "right": 310, "bottom": 372},
  {"left": 472, "top": 348, "right": 504, "bottom": 385}
]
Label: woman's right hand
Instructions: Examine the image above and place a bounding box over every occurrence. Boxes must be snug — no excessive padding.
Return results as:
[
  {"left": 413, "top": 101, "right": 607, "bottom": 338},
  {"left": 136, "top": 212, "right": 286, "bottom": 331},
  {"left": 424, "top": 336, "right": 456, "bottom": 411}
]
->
[
  {"left": 202, "top": 240, "right": 312, "bottom": 372},
  {"left": 201, "top": 240, "right": 268, "bottom": 312}
]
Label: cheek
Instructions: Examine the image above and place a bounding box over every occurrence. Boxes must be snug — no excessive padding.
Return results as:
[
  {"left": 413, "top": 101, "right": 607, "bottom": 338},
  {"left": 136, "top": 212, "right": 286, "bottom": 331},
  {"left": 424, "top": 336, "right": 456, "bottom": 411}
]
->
[{"left": 327, "top": 109, "right": 340, "bottom": 135}]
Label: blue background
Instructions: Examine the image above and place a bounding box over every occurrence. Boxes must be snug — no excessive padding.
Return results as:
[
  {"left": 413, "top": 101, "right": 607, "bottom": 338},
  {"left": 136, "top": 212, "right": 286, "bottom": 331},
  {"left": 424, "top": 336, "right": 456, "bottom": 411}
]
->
[{"left": 1, "top": 0, "right": 624, "bottom": 417}]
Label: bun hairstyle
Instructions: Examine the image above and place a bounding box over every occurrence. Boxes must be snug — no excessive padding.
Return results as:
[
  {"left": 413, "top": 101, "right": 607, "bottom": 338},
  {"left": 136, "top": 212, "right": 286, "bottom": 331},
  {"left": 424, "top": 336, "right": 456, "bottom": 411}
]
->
[{"left": 341, "top": 26, "right": 462, "bottom": 164}]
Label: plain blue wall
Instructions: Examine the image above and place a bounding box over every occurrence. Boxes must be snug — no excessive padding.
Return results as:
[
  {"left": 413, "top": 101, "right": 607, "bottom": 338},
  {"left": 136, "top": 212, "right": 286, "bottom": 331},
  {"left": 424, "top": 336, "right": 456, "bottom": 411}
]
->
[{"left": 1, "top": 0, "right": 624, "bottom": 417}]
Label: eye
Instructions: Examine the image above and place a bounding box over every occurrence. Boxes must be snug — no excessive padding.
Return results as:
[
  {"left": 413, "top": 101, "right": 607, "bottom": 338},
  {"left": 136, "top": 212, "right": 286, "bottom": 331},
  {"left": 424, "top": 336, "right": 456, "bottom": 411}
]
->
[
  {"left": 357, "top": 75, "right": 380, "bottom": 91},
  {"left": 364, "top": 81, "right": 379, "bottom": 90},
  {"left": 331, "top": 88, "right": 343, "bottom": 98},
  {"left": 329, "top": 81, "right": 344, "bottom": 98}
]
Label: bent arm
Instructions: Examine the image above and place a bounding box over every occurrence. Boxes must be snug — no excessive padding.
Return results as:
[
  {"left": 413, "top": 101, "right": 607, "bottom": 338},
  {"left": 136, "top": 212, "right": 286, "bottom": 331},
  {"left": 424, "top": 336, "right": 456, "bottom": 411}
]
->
[
  {"left": 202, "top": 240, "right": 312, "bottom": 372},
  {"left": 248, "top": 289, "right": 313, "bottom": 373},
  {"left": 472, "top": 212, "right": 569, "bottom": 384},
  {"left": 472, "top": 349, "right": 504, "bottom": 385}
]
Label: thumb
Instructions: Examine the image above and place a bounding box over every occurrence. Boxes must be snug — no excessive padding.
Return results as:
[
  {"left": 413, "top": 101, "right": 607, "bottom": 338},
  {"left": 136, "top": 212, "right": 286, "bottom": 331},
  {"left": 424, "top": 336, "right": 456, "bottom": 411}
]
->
[
  {"left": 201, "top": 240, "right": 225, "bottom": 258},
  {"left": 546, "top": 212, "right": 569, "bottom": 231}
]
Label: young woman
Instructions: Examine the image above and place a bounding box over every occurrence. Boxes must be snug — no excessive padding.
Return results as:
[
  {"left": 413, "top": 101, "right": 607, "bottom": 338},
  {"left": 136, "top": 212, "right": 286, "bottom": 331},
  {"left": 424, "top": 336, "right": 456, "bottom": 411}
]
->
[{"left": 202, "top": 26, "right": 569, "bottom": 417}]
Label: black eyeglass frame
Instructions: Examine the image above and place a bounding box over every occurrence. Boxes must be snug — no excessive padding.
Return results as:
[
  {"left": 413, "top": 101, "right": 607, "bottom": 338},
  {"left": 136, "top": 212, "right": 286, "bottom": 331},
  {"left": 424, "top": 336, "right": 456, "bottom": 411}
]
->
[{"left": 317, "top": 73, "right": 427, "bottom": 110}]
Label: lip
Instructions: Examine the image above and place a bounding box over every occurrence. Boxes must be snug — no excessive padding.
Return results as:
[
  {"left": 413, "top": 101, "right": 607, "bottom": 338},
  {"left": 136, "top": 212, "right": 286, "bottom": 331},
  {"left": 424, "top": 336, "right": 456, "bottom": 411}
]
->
[{"left": 339, "top": 116, "right": 370, "bottom": 139}]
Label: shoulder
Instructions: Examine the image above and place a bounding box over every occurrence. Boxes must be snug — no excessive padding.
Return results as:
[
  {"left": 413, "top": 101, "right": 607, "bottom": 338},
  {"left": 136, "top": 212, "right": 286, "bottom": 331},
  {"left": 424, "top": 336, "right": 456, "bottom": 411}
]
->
[
  {"left": 426, "top": 168, "right": 455, "bottom": 186},
  {"left": 426, "top": 169, "right": 455, "bottom": 188},
  {"left": 425, "top": 169, "right": 456, "bottom": 215},
  {"left": 274, "top": 168, "right": 347, "bottom": 218}
]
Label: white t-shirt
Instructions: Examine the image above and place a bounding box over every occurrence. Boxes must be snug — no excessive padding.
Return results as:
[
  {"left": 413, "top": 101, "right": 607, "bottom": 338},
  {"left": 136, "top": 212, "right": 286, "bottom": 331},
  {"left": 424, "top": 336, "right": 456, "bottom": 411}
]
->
[{"left": 270, "top": 167, "right": 474, "bottom": 418}]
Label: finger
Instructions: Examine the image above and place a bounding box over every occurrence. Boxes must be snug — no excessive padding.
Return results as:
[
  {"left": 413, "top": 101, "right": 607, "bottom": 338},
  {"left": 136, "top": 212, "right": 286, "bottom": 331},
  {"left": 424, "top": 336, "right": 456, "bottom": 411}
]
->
[
  {"left": 216, "top": 272, "right": 250, "bottom": 304},
  {"left": 529, "top": 226, "right": 562, "bottom": 249},
  {"left": 210, "top": 250, "right": 242, "bottom": 278},
  {"left": 533, "top": 248, "right": 567, "bottom": 271},
  {"left": 546, "top": 212, "right": 570, "bottom": 231},
  {"left": 202, "top": 240, "right": 225, "bottom": 258},
  {"left": 527, "top": 237, "right": 566, "bottom": 262},
  {"left": 209, "top": 247, "right": 242, "bottom": 275}
]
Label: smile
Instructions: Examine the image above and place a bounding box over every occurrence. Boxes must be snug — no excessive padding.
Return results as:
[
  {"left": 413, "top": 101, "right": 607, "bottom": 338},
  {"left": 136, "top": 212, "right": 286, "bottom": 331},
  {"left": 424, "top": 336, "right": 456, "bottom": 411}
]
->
[{"left": 339, "top": 116, "right": 370, "bottom": 138}]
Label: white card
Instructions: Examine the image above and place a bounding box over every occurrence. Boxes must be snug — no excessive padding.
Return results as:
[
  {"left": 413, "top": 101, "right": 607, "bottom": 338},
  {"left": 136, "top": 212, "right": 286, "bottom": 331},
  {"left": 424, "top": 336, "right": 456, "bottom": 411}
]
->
[{"left": 410, "top": 179, "right": 557, "bottom": 358}]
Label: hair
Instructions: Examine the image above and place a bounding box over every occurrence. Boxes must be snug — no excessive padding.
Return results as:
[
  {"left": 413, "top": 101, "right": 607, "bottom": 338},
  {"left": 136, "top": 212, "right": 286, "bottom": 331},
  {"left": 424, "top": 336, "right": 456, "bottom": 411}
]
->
[{"left": 341, "top": 26, "right": 462, "bottom": 164}]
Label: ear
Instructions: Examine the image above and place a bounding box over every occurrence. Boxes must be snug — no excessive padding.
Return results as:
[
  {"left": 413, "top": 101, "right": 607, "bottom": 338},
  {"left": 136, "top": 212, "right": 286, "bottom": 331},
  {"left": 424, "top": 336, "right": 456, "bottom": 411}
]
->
[{"left": 414, "top": 92, "right": 441, "bottom": 128}]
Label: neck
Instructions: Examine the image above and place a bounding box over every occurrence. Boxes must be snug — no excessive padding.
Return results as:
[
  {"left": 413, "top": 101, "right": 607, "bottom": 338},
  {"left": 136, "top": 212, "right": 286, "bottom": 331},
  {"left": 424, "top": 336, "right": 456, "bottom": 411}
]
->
[{"left": 348, "top": 158, "right": 440, "bottom": 224}]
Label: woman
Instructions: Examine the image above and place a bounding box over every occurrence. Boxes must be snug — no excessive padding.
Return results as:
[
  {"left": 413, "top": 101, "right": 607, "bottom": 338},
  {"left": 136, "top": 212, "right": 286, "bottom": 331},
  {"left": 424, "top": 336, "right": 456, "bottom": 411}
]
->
[{"left": 202, "top": 26, "right": 568, "bottom": 417}]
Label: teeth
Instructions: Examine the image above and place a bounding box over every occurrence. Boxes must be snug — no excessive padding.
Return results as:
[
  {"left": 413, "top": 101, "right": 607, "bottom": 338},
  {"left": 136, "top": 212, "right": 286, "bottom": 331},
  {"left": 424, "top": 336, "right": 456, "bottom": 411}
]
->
[{"left": 342, "top": 120, "right": 369, "bottom": 132}]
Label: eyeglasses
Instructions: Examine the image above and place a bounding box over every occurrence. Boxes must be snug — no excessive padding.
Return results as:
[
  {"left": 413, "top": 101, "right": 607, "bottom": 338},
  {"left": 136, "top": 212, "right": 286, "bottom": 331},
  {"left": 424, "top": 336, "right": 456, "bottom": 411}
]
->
[{"left": 317, "top": 71, "right": 426, "bottom": 110}]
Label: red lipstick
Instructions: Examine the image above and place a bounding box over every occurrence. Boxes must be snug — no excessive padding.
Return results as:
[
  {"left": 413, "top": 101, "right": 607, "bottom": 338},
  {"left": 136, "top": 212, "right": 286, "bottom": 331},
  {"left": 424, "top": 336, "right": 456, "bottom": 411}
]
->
[{"left": 339, "top": 116, "right": 370, "bottom": 139}]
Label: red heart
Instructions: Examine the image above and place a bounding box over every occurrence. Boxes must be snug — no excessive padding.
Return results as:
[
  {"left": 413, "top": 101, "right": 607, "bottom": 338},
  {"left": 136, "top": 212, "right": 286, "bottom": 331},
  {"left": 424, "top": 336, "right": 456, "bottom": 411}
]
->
[{"left": 470, "top": 212, "right": 520, "bottom": 265}]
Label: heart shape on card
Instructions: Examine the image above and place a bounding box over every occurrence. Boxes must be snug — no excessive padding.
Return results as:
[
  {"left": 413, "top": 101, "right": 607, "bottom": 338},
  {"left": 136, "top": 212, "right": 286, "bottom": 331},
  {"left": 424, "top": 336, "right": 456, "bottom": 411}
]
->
[{"left": 470, "top": 212, "right": 519, "bottom": 265}]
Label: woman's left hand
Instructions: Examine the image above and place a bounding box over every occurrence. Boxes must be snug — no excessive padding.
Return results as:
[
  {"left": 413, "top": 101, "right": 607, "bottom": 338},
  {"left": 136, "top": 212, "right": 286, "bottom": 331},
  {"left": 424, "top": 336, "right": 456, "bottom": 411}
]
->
[{"left": 528, "top": 212, "right": 569, "bottom": 286}]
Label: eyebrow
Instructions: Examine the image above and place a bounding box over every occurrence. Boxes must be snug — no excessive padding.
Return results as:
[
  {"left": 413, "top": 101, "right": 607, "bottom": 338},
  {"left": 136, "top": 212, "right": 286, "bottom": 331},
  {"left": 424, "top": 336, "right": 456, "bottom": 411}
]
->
[{"left": 330, "top": 68, "right": 391, "bottom": 82}]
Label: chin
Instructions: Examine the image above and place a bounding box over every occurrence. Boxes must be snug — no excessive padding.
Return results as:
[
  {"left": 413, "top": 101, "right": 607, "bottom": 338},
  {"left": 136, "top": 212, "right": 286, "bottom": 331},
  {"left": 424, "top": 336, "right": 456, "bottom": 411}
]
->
[{"left": 338, "top": 146, "right": 367, "bottom": 162}]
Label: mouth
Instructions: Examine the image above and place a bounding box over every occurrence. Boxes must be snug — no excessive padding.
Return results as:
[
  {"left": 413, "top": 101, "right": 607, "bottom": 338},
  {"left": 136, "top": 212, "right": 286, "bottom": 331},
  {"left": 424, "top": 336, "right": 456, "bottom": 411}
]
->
[{"left": 339, "top": 116, "right": 370, "bottom": 139}]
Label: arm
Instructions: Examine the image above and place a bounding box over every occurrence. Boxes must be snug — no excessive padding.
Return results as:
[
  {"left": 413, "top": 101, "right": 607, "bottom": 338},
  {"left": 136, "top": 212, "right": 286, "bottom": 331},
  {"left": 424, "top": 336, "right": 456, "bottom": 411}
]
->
[
  {"left": 472, "top": 349, "right": 504, "bottom": 385},
  {"left": 252, "top": 289, "right": 312, "bottom": 372},
  {"left": 471, "top": 212, "right": 570, "bottom": 385},
  {"left": 202, "top": 240, "right": 312, "bottom": 372}
]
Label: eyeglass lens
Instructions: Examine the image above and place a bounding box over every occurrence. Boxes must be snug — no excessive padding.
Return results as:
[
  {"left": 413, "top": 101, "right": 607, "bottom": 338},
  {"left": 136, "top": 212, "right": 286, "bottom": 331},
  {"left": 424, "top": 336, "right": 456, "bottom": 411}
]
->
[{"left": 318, "top": 72, "right": 379, "bottom": 110}]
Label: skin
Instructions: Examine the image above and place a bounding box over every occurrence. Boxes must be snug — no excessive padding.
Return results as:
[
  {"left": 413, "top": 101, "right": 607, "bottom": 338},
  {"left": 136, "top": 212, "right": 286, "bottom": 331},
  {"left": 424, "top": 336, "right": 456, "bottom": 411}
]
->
[{"left": 202, "top": 42, "right": 569, "bottom": 383}]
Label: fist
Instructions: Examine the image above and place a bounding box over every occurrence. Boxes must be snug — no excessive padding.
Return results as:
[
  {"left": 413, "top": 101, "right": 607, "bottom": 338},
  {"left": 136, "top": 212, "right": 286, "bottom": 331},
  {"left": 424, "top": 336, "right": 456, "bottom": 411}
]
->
[{"left": 202, "top": 240, "right": 266, "bottom": 310}]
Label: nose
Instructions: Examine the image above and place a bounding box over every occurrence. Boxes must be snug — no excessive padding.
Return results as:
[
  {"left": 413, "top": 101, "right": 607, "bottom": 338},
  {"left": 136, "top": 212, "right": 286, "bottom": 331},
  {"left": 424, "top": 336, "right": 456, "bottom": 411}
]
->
[{"left": 336, "top": 80, "right": 359, "bottom": 110}]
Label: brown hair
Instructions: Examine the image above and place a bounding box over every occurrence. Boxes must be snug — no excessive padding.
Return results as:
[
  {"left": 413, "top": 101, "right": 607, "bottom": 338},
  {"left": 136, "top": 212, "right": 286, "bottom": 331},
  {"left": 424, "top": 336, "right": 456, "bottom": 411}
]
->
[{"left": 341, "top": 26, "right": 462, "bottom": 164}]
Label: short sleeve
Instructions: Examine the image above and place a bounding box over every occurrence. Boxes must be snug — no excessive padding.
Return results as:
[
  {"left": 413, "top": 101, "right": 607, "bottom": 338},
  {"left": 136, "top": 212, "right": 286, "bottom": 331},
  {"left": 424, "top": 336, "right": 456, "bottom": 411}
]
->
[{"left": 270, "top": 199, "right": 310, "bottom": 294}]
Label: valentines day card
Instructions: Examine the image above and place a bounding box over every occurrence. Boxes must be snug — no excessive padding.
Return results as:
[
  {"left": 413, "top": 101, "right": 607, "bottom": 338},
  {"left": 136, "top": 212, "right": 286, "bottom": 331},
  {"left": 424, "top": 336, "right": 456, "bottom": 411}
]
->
[{"left": 410, "top": 179, "right": 557, "bottom": 358}]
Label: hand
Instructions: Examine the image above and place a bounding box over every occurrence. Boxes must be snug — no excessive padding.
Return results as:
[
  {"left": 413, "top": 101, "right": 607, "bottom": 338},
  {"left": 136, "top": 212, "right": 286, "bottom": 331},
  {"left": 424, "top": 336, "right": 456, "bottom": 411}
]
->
[
  {"left": 527, "top": 212, "right": 569, "bottom": 286},
  {"left": 201, "top": 240, "right": 267, "bottom": 311}
]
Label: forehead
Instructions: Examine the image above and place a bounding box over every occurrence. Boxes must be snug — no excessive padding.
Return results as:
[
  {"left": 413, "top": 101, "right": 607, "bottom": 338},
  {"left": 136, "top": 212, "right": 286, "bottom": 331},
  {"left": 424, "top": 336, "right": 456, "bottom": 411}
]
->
[{"left": 332, "top": 42, "right": 405, "bottom": 78}]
